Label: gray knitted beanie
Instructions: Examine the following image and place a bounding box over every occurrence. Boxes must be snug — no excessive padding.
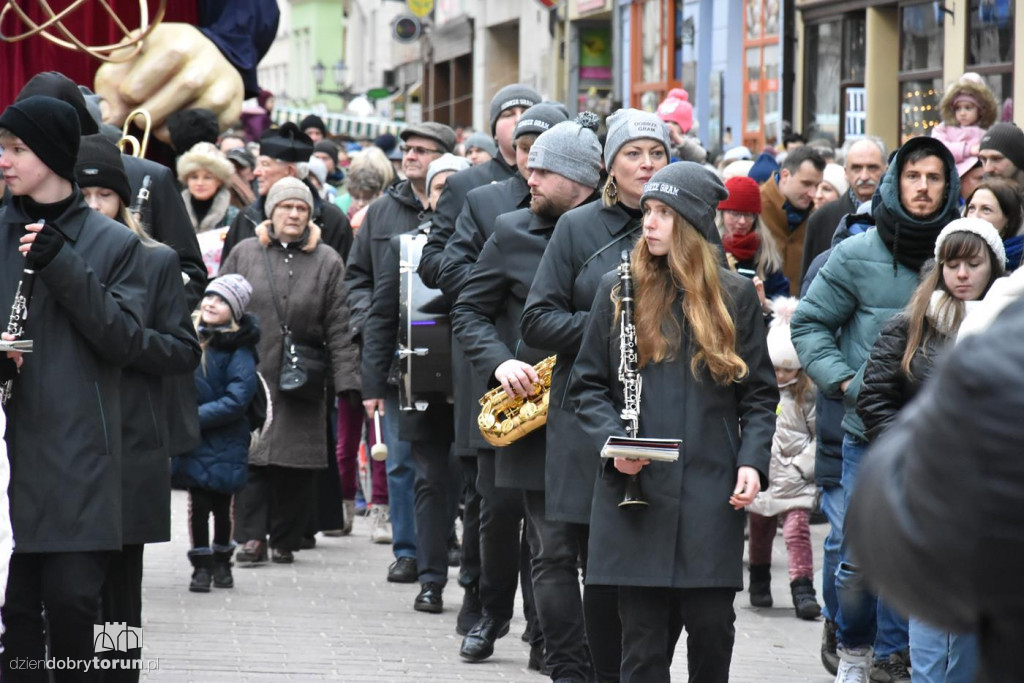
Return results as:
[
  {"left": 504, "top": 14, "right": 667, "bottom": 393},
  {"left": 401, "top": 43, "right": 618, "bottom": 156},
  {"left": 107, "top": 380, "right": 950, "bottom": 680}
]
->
[
  {"left": 527, "top": 113, "right": 603, "bottom": 189},
  {"left": 464, "top": 132, "right": 497, "bottom": 158},
  {"left": 640, "top": 162, "right": 728, "bottom": 243},
  {"left": 489, "top": 84, "right": 542, "bottom": 134},
  {"left": 426, "top": 153, "right": 471, "bottom": 192},
  {"left": 514, "top": 102, "right": 570, "bottom": 140},
  {"left": 603, "top": 108, "right": 671, "bottom": 168}
]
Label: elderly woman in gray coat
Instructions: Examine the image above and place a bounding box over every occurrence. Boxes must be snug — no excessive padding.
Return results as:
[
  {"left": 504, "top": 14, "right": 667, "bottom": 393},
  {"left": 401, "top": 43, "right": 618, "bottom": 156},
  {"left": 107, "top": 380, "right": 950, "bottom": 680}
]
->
[{"left": 220, "top": 177, "right": 360, "bottom": 564}]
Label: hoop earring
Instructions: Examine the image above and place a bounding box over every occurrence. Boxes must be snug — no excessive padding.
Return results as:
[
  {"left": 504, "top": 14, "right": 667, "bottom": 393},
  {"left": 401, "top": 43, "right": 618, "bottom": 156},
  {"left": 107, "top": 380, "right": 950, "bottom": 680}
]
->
[{"left": 605, "top": 176, "right": 618, "bottom": 201}]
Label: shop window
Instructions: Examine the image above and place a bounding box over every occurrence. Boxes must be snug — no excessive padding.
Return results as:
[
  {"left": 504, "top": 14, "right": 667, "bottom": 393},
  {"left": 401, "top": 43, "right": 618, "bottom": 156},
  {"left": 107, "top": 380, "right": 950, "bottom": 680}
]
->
[
  {"left": 742, "top": 0, "right": 781, "bottom": 151},
  {"left": 899, "top": 2, "right": 944, "bottom": 141},
  {"left": 967, "top": 0, "right": 1014, "bottom": 121}
]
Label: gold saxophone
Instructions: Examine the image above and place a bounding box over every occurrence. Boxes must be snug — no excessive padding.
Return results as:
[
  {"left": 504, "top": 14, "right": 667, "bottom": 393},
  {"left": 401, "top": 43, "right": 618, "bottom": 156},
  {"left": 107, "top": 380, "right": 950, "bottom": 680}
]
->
[{"left": 477, "top": 355, "right": 557, "bottom": 447}]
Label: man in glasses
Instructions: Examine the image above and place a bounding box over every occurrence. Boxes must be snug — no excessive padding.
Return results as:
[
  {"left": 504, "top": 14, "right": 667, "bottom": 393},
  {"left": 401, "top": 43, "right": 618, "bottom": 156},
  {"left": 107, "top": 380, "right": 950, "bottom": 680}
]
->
[{"left": 344, "top": 121, "right": 457, "bottom": 585}]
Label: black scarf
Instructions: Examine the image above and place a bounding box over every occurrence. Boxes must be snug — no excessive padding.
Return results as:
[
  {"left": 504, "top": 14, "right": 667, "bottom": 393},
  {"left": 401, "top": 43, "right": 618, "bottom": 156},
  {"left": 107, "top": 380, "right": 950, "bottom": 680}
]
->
[{"left": 873, "top": 200, "right": 948, "bottom": 274}]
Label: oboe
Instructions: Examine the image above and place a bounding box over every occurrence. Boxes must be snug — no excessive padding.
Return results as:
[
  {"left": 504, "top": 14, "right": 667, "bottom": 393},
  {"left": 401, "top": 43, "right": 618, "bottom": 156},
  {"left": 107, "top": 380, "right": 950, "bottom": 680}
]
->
[
  {"left": 0, "top": 220, "right": 40, "bottom": 405},
  {"left": 616, "top": 249, "right": 648, "bottom": 509}
]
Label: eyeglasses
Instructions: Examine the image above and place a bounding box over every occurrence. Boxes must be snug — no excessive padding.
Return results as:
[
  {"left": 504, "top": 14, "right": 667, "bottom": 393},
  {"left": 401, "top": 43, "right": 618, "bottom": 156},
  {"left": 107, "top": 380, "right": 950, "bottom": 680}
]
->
[
  {"left": 400, "top": 144, "right": 442, "bottom": 157},
  {"left": 723, "top": 210, "right": 756, "bottom": 222}
]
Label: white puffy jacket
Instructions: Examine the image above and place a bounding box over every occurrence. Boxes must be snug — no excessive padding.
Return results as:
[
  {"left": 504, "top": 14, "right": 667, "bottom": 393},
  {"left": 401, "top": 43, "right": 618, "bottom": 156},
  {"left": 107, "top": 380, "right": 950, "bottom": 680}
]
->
[{"left": 747, "top": 386, "right": 817, "bottom": 517}]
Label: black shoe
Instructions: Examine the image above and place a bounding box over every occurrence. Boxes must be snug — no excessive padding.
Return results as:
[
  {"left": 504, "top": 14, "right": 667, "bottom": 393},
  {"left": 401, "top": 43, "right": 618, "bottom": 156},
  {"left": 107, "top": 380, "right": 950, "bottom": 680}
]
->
[
  {"left": 235, "top": 539, "right": 267, "bottom": 564},
  {"left": 456, "top": 583, "right": 481, "bottom": 636},
  {"left": 187, "top": 550, "right": 213, "bottom": 593},
  {"left": 298, "top": 535, "right": 316, "bottom": 550},
  {"left": 821, "top": 619, "right": 839, "bottom": 675},
  {"left": 791, "top": 577, "right": 822, "bottom": 620},
  {"left": 870, "top": 653, "right": 911, "bottom": 682},
  {"left": 459, "top": 616, "right": 510, "bottom": 662},
  {"left": 414, "top": 582, "right": 444, "bottom": 613},
  {"left": 528, "top": 642, "right": 553, "bottom": 675},
  {"left": 212, "top": 548, "right": 234, "bottom": 588},
  {"left": 271, "top": 548, "right": 294, "bottom": 564},
  {"left": 387, "top": 556, "right": 418, "bottom": 584},
  {"left": 748, "top": 564, "right": 773, "bottom": 607}
]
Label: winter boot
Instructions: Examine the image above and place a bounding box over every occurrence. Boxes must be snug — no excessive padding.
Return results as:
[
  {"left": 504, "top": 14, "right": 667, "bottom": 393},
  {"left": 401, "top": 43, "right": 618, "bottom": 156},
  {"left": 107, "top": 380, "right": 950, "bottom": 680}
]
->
[
  {"left": 748, "top": 564, "right": 773, "bottom": 607},
  {"left": 791, "top": 576, "right": 822, "bottom": 620},
  {"left": 341, "top": 499, "right": 356, "bottom": 536},
  {"left": 188, "top": 549, "right": 213, "bottom": 593},
  {"left": 212, "top": 545, "right": 235, "bottom": 589}
]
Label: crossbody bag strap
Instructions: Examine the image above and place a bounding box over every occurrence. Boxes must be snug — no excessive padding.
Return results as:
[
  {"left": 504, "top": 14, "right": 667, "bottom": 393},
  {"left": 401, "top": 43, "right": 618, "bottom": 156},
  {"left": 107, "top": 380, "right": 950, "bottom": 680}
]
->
[
  {"left": 261, "top": 246, "right": 290, "bottom": 335},
  {"left": 577, "top": 224, "right": 642, "bottom": 278}
]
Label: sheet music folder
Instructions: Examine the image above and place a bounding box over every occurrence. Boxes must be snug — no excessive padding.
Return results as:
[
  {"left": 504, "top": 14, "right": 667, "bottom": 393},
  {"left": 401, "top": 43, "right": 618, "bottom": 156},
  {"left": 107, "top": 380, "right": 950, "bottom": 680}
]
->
[{"left": 601, "top": 436, "right": 681, "bottom": 462}]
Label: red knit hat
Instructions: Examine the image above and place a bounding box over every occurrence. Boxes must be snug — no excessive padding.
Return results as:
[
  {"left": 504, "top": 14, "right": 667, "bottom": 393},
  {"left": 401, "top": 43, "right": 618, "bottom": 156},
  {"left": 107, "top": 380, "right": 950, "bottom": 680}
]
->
[
  {"left": 656, "top": 88, "right": 694, "bottom": 133},
  {"left": 718, "top": 176, "right": 762, "bottom": 214}
]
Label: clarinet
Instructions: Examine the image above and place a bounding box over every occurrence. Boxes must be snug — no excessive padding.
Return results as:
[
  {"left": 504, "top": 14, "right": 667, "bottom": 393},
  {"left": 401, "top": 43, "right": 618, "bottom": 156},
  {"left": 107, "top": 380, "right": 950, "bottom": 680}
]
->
[
  {"left": 129, "top": 174, "right": 152, "bottom": 234},
  {"left": 616, "top": 249, "right": 648, "bottom": 508},
  {"left": 0, "top": 221, "right": 40, "bottom": 405}
]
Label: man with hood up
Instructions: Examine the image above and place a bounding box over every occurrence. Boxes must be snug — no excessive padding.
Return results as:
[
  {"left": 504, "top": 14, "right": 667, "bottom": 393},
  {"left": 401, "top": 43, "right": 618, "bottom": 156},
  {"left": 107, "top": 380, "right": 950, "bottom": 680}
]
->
[{"left": 790, "top": 136, "right": 962, "bottom": 683}]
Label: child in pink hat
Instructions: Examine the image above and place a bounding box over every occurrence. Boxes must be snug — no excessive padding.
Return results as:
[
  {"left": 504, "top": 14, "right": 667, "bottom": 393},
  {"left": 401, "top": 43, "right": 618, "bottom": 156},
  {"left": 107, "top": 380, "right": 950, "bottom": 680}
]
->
[{"left": 656, "top": 88, "right": 707, "bottom": 163}]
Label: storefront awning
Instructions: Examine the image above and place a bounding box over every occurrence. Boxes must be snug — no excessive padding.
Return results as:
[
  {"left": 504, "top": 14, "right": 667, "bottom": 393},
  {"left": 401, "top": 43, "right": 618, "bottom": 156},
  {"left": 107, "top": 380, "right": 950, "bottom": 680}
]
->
[{"left": 275, "top": 107, "right": 406, "bottom": 141}]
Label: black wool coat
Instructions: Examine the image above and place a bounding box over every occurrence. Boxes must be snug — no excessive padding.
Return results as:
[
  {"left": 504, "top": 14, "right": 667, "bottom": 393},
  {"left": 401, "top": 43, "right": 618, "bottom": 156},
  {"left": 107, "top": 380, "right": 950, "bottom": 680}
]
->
[
  {"left": 418, "top": 154, "right": 517, "bottom": 290},
  {"left": 123, "top": 155, "right": 207, "bottom": 308},
  {"left": 344, "top": 180, "right": 427, "bottom": 342},
  {"left": 1, "top": 193, "right": 147, "bottom": 552},
  {"left": 572, "top": 269, "right": 777, "bottom": 588},
  {"left": 519, "top": 201, "right": 641, "bottom": 523},
  {"left": 439, "top": 173, "right": 531, "bottom": 455},
  {"left": 120, "top": 243, "right": 201, "bottom": 544},
  {"left": 362, "top": 231, "right": 453, "bottom": 444},
  {"left": 451, "top": 208, "right": 555, "bottom": 491}
]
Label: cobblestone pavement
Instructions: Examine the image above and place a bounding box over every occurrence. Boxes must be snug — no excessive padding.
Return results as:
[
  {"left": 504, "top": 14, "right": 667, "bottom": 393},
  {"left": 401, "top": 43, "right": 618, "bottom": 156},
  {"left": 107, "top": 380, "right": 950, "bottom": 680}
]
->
[{"left": 136, "top": 490, "right": 833, "bottom": 682}]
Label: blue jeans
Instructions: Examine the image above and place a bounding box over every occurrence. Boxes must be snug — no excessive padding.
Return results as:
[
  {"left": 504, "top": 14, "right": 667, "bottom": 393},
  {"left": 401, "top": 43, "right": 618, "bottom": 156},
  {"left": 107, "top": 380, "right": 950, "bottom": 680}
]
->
[
  {"left": 384, "top": 389, "right": 416, "bottom": 559},
  {"left": 909, "top": 618, "right": 978, "bottom": 683},
  {"left": 819, "top": 483, "right": 844, "bottom": 624},
  {"left": 837, "top": 434, "right": 908, "bottom": 658}
]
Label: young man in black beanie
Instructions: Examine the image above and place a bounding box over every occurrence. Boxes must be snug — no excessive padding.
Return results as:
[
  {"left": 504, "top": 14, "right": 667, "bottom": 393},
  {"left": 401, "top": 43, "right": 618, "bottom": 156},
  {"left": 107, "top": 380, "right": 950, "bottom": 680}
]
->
[{"left": 0, "top": 95, "right": 147, "bottom": 678}]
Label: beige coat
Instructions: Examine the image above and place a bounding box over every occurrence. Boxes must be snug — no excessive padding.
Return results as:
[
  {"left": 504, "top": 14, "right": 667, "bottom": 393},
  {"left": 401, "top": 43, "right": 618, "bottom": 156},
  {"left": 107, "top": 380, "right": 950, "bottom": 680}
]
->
[{"left": 747, "top": 387, "right": 817, "bottom": 517}]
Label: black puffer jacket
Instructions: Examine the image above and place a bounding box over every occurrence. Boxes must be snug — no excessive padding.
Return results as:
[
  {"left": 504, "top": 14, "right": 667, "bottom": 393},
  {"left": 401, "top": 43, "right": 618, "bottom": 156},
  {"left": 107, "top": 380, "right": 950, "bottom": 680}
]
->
[{"left": 857, "top": 314, "right": 948, "bottom": 443}]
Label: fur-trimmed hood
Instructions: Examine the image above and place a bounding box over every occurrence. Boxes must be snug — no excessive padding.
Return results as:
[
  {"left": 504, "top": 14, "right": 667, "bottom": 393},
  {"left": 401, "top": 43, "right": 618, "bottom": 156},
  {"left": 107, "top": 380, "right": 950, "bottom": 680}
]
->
[
  {"left": 939, "top": 74, "right": 999, "bottom": 128},
  {"left": 200, "top": 312, "right": 261, "bottom": 353},
  {"left": 255, "top": 219, "right": 322, "bottom": 252}
]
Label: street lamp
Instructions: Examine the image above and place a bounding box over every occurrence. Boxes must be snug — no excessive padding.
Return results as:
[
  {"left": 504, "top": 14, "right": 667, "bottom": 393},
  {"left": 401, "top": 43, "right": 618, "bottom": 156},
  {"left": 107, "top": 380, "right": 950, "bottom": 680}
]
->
[{"left": 312, "top": 59, "right": 351, "bottom": 98}]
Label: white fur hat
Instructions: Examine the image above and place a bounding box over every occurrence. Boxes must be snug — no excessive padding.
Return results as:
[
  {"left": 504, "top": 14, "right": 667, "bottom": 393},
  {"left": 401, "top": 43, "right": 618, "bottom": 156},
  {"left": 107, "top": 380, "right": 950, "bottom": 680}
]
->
[
  {"left": 767, "top": 296, "right": 801, "bottom": 370},
  {"left": 934, "top": 217, "right": 1007, "bottom": 270},
  {"left": 177, "top": 141, "right": 235, "bottom": 184}
]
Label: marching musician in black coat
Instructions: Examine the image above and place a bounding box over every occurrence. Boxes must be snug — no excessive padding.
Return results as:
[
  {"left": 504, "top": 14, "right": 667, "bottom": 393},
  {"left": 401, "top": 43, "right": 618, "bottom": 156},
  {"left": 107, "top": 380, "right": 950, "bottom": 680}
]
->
[
  {"left": 74, "top": 137, "right": 201, "bottom": 680},
  {"left": 571, "top": 162, "right": 777, "bottom": 682},
  {"left": 519, "top": 107, "right": 675, "bottom": 682},
  {"left": 361, "top": 153, "right": 466, "bottom": 614},
  {"left": 437, "top": 102, "right": 568, "bottom": 638},
  {"left": 0, "top": 96, "right": 148, "bottom": 676},
  {"left": 451, "top": 117, "right": 603, "bottom": 676}
]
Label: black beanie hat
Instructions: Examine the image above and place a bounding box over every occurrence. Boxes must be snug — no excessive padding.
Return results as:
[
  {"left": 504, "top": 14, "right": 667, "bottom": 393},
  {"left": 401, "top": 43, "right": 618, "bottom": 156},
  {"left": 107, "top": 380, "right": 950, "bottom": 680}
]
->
[
  {"left": 979, "top": 122, "right": 1024, "bottom": 172},
  {"left": 0, "top": 96, "right": 81, "bottom": 182},
  {"left": 259, "top": 123, "right": 313, "bottom": 162},
  {"left": 16, "top": 71, "right": 99, "bottom": 136},
  {"left": 167, "top": 108, "right": 221, "bottom": 154},
  {"left": 301, "top": 114, "right": 327, "bottom": 136},
  {"left": 75, "top": 135, "right": 132, "bottom": 206},
  {"left": 314, "top": 139, "right": 340, "bottom": 164}
]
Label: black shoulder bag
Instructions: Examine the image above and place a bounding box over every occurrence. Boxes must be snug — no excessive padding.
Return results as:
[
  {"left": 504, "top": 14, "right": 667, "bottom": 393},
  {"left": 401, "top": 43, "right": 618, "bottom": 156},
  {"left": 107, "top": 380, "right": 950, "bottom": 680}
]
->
[{"left": 262, "top": 247, "right": 327, "bottom": 402}]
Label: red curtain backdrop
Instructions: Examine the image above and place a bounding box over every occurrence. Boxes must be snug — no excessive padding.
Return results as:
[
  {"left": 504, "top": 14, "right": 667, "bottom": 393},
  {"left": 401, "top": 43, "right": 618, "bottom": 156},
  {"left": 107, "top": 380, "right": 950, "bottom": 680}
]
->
[{"left": 0, "top": 0, "right": 198, "bottom": 107}]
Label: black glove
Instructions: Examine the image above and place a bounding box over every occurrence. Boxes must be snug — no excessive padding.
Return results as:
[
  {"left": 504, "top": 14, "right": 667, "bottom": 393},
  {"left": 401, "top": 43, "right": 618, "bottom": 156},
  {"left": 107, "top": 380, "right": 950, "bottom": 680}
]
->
[
  {"left": 0, "top": 356, "right": 17, "bottom": 383},
  {"left": 337, "top": 389, "right": 362, "bottom": 408},
  {"left": 27, "top": 222, "right": 64, "bottom": 268}
]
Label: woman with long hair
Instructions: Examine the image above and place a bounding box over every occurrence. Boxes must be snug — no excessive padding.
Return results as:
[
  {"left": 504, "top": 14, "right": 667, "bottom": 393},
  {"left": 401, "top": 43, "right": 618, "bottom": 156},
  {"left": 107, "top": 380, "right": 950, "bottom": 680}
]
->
[
  {"left": 572, "top": 162, "right": 778, "bottom": 682},
  {"left": 858, "top": 217, "right": 1006, "bottom": 682},
  {"left": 963, "top": 178, "right": 1024, "bottom": 271}
]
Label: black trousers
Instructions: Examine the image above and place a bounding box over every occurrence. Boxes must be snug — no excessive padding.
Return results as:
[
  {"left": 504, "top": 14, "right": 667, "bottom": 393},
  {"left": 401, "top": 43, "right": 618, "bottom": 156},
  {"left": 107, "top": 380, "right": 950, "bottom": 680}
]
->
[
  {"left": 584, "top": 583, "right": 622, "bottom": 683},
  {"left": 2, "top": 551, "right": 111, "bottom": 682},
  {"left": 523, "top": 489, "right": 592, "bottom": 682},
  {"left": 458, "top": 454, "right": 482, "bottom": 588},
  {"left": 234, "top": 465, "right": 314, "bottom": 551},
  {"left": 476, "top": 451, "right": 526, "bottom": 622},
  {"left": 412, "top": 439, "right": 456, "bottom": 586},
  {"left": 188, "top": 488, "right": 233, "bottom": 548},
  {"left": 618, "top": 586, "right": 736, "bottom": 683},
  {"left": 99, "top": 544, "right": 145, "bottom": 683}
]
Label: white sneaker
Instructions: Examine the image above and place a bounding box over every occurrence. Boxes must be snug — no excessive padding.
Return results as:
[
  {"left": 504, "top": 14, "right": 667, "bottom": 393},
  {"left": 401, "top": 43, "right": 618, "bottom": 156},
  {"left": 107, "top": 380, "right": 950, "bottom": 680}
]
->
[
  {"left": 834, "top": 647, "right": 871, "bottom": 683},
  {"left": 370, "top": 505, "right": 393, "bottom": 545}
]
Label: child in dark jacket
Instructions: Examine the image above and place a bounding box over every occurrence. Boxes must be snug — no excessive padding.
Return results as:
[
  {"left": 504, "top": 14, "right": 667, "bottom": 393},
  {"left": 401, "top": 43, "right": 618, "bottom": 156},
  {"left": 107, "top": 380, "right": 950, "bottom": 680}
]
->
[{"left": 180, "top": 274, "right": 260, "bottom": 592}]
